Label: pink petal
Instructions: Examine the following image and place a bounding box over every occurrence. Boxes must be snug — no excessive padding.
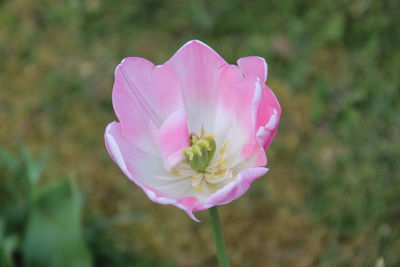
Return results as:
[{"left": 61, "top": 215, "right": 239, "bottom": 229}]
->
[
  {"left": 236, "top": 57, "right": 281, "bottom": 150},
  {"left": 199, "top": 167, "right": 269, "bottom": 210},
  {"left": 150, "top": 64, "right": 183, "bottom": 118},
  {"left": 237, "top": 56, "right": 268, "bottom": 83},
  {"left": 105, "top": 122, "right": 161, "bottom": 186},
  {"left": 113, "top": 57, "right": 158, "bottom": 128},
  {"left": 216, "top": 65, "right": 266, "bottom": 164},
  {"left": 254, "top": 84, "right": 281, "bottom": 149},
  {"left": 157, "top": 110, "right": 189, "bottom": 171},
  {"left": 176, "top": 196, "right": 201, "bottom": 222},
  {"left": 217, "top": 65, "right": 255, "bottom": 126},
  {"left": 143, "top": 190, "right": 200, "bottom": 222},
  {"left": 113, "top": 57, "right": 182, "bottom": 150},
  {"left": 105, "top": 123, "right": 183, "bottom": 192},
  {"left": 166, "top": 40, "right": 228, "bottom": 133},
  {"left": 105, "top": 122, "right": 201, "bottom": 221},
  {"left": 238, "top": 57, "right": 281, "bottom": 149}
]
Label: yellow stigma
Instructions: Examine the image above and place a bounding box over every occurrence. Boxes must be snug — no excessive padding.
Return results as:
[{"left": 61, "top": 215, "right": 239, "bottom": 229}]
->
[{"left": 183, "top": 130, "right": 216, "bottom": 173}]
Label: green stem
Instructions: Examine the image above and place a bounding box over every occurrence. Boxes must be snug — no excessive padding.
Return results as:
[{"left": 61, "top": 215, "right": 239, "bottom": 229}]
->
[{"left": 209, "top": 206, "right": 230, "bottom": 267}]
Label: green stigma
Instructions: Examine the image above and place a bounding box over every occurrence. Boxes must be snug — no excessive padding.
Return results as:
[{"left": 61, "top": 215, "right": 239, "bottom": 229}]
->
[{"left": 183, "top": 131, "right": 216, "bottom": 173}]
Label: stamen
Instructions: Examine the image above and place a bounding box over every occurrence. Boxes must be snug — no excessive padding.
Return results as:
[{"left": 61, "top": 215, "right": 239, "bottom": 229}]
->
[
  {"left": 183, "top": 131, "right": 216, "bottom": 173},
  {"left": 219, "top": 141, "right": 228, "bottom": 154},
  {"left": 207, "top": 183, "right": 217, "bottom": 193},
  {"left": 180, "top": 129, "right": 233, "bottom": 192}
]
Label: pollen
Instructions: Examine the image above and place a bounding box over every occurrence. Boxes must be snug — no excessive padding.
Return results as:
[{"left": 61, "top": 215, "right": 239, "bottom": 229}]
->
[
  {"left": 183, "top": 129, "right": 216, "bottom": 173},
  {"left": 180, "top": 128, "right": 233, "bottom": 192}
]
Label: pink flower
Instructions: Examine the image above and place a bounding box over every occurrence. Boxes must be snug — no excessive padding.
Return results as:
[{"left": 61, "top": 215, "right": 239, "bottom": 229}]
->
[{"left": 105, "top": 40, "right": 281, "bottom": 221}]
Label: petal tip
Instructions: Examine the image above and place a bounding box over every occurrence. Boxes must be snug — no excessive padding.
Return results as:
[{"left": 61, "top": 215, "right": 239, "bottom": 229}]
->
[
  {"left": 237, "top": 56, "right": 268, "bottom": 82},
  {"left": 175, "top": 196, "right": 201, "bottom": 222},
  {"left": 174, "top": 39, "right": 222, "bottom": 61}
]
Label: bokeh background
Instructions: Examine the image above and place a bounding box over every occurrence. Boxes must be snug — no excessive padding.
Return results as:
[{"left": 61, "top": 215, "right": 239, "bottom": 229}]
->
[{"left": 1, "top": 0, "right": 399, "bottom": 266}]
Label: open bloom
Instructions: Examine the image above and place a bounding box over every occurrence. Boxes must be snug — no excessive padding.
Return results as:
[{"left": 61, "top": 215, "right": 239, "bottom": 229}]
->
[{"left": 105, "top": 40, "right": 281, "bottom": 221}]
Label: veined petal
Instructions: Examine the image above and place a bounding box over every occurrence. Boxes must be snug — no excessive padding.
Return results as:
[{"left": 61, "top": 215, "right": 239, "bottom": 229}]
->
[
  {"left": 105, "top": 122, "right": 163, "bottom": 186},
  {"left": 166, "top": 40, "right": 228, "bottom": 134},
  {"left": 113, "top": 58, "right": 183, "bottom": 153},
  {"left": 105, "top": 122, "right": 193, "bottom": 200},
  {"left": 114, "top": 58, "right": 161, "bottom": 127},
  {"left": 105, "top": 122, "right": 205, "bottom": 221}
]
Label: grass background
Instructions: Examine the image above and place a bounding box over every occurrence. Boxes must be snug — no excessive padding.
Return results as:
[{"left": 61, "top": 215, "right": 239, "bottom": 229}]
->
[{"left": 1, "top": 0, "right": 399, "bottom": 266}]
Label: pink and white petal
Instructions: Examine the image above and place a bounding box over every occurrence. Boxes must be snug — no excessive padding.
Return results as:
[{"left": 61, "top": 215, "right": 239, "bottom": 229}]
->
[
  {"left": 105, "top": 122, "right": 192, "bottom": 200},
  {"left": 239, "top": 140, "right": 267, "bottom": 167},
  {"left": 113, "top": 57, "right": 160, "bottom": 127},
  {"left": 254, "top": 85, "right": 281, "bottom": 149},
  {"left": 166, "top": 40, "right": 228, "bottom": 134},
  {"left": 105, "top": 122, "right": 134, "bottom": 180},
  {"left": 143, "top": 186, "right": 200, "bottom": 222},
  {"left": 157, "top": 110, "right": 189, "bottom": 171},
  {"left": 213, "top": 65, "right": 245, "bottom": 145},
  {"left": 237, "top": 56, "right": 268, "bottom": 83},
  {"left": 117, "top": 58, "right": 183, "bottom": 122},
  {"left": 113, "top": 59, "right": 160, "bottom": 154},
  {"left": 105, "top": 122, "right": 163, "bottom": 186},
  {"left": 217, "top": 65, "right": 254, "bottom": 126},
  {"left": 113, "top": 58, "right": 184, "bottom": 152},
  {"left": 106, "top": 122, "right": 201, "bottom": 221},
  {"left": 150, "top": 64, "right": 183, "bottom": 120},
  {"left": 198, "top": 167, "right": 269, "bottom": 210},
  {"left": 216, "top": 66, "right": 265, "bottom": 165},
  {"left": 175, "top": 196, "right": 201, "bottom": 222}
]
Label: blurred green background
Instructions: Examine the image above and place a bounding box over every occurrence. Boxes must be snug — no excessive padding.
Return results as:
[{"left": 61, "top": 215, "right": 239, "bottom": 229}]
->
[{"left": 1, "top": 0, "right": 399, "bottom": 266}]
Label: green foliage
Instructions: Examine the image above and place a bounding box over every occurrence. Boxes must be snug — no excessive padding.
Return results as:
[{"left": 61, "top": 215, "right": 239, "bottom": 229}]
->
[
  {"left": 22, "top": 180, "right": 92, "bottom": 267},
  {"left": 0, "top": 221, "right": 18, "bottom": 267},
  {"left": 0, "top": 149, "right": 170, "bottom": 267},
  {"left": 0, "top": 148, "right": 92, "bottom": 267}
]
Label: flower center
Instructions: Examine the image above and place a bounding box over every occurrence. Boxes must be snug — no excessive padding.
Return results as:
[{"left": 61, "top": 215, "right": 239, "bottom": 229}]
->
[
  {"left": 179, "top": 128, "right": 233, "bottom": 192},
  {"left": 183, "top": 131, "right": 216, "bottom": 173}
]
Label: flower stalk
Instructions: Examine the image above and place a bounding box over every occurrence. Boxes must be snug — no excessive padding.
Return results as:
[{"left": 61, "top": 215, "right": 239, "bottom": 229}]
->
[{"left": 209, "top": 206, "right": 230, "bottom": 267}]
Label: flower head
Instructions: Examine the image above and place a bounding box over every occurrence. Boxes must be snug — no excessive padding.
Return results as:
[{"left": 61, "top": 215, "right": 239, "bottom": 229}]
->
[{"left": 105, "top": 40, "right": 281, "bottom": 221}]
